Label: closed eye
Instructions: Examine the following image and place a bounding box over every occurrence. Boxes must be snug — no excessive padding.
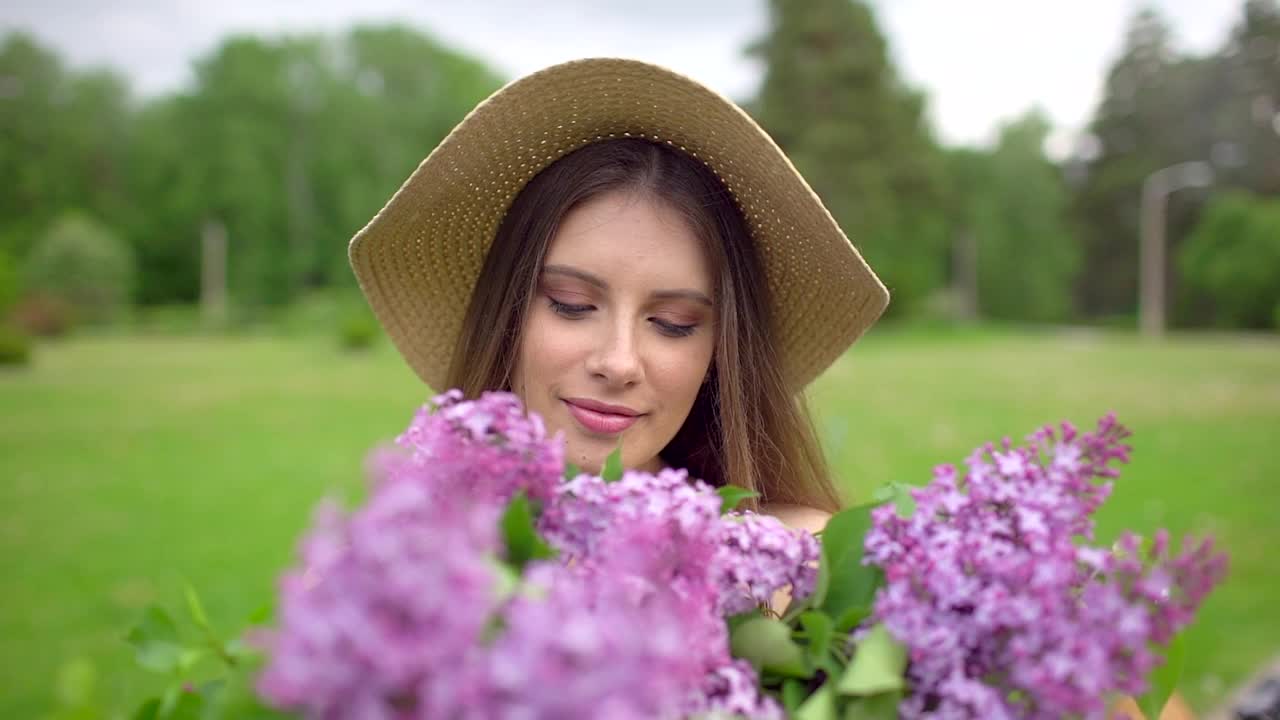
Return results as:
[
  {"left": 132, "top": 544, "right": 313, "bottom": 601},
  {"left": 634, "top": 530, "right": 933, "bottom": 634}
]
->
[
  {"left": 652, "top": 318, "right": 697, "bottom": 338},
  {"left": 548, "top": 298, "right": 593, "bottom": 319}
]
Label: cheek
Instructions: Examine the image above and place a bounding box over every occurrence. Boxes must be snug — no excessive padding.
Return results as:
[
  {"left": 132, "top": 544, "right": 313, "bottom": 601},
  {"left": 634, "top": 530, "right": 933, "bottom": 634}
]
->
[
  {"left": 650, "top": 337, "right": 715, "bottom": 408},
  {"left": 514, "top": 310, "right": 584, "bottom": 393}
]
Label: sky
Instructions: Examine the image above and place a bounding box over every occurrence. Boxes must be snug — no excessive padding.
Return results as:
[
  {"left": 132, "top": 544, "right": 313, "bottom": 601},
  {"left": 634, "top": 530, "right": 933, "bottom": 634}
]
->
[{"left": 2, "top": 0, "right": 1241, "bottom": 156}]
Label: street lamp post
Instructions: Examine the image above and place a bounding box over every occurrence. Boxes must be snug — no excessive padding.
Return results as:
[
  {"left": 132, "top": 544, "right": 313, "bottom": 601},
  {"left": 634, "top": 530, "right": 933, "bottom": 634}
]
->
[{"left": 1139, "top": 161, "right": 1214, "bottom": 338}]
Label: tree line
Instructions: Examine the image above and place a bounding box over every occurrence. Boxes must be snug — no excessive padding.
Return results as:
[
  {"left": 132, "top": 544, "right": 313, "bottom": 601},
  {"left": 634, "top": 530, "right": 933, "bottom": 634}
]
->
[{"left": 1, "top": 0, "right": 1277, "bottom": 333}]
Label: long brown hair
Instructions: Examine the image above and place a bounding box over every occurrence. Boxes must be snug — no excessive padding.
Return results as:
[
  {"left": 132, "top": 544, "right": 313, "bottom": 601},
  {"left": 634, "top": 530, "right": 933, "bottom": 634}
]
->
[{"left": 446, "top": 139, "right": 841, "bottom": 513}]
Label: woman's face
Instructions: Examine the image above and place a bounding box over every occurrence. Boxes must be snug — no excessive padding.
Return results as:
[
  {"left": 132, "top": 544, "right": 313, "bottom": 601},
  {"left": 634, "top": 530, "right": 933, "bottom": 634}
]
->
[{"left": 512, "top": 190, "right": 717, "bottom": 474}]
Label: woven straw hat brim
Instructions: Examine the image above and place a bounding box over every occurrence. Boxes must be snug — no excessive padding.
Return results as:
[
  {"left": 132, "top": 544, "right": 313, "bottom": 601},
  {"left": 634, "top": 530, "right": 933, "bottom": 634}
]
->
[{"left": 349, "top": 57, "right": 889, "bottom": 392}]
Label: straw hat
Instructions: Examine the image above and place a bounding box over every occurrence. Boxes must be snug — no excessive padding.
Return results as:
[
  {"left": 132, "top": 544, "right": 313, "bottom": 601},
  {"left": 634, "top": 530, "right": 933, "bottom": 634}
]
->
[{"left": 349, "top": 57, "right": 889, "bottom": 391}]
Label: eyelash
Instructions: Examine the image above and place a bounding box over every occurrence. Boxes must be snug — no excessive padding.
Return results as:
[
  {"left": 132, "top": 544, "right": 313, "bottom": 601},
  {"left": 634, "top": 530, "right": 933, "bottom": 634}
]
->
[{"left": 547, "top": 298, "right": 697, "bottom": 338}]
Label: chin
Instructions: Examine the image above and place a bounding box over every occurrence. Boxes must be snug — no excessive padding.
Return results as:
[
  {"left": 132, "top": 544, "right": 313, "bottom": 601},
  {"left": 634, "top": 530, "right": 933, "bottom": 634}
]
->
[{"left": 564, "top": 438, "right": 612, "bottom": 473}]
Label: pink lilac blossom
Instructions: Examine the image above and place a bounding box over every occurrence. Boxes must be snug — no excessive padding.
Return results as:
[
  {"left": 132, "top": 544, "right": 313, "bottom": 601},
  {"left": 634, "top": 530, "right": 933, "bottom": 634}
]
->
[
  {"left": 256, "top": 391, "right": 797, "bottom": 719},
  {"left": 697, "top": 659, "right": 788, "bottom": 720},
  {"left": 254, "top": 390, "right": 562, "bottom": 717},
  {"left": 251, "top": 479, "right": 502, "bottom": 717},
  {"left": 389, "top": 389, "right": 566, "bottom": 506},
  {"left": 539, "top": 469, "right": 820, "bottom": 616},
  {"left": 863, "top": 414, "right": 1229, "bottom": 720}
]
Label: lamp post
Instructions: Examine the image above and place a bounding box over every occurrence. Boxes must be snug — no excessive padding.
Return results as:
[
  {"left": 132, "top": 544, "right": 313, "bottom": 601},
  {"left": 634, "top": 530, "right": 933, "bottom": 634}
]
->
[{"left": 1139, "top": 161, "right": 1213, "bottom": 338}]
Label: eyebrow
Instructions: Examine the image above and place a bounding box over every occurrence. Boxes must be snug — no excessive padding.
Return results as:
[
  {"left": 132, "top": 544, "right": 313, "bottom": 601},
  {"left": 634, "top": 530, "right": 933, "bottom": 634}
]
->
[{"left": 542, "top": 264, "right": 714, "bottom": 306}]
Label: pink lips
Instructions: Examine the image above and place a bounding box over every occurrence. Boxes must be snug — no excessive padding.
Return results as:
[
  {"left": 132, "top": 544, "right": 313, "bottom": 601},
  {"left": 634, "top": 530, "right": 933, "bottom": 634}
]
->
[{"left": 563, "top": 398, "right": 642, "bottom": 435}]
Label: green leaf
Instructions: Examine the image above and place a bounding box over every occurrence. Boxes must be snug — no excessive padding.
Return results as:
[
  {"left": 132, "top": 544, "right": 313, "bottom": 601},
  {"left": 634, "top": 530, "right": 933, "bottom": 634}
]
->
[
  {"left": 799, "top": 610, "right": 834, "bottom": 665},
  {"left": 198, "top": 670, "right": 293, "bottom": 720},
  {"left": 499, "top": 491, "right": 556, "bottom": 571},
  {"left": 131, "top": 698, "right": 161, "bottom": 720},
  {"left": 838, "top": 623, "right": 907, "bottom": 696},
  {"left": 176, "top": 648, "right": 205, "bottom": 674},
  {"left": 871, "top": 482, "right": 918, "bottom": 519},
  {"left": 834, "top": 606, "right": 871, "bottom": 633},
  {"left": 820, "top": 504, "right": 884, "bottom": 617},
  {"left": 158, "top": 685, "right": 181, "bottom": 719},
  {"left": 729, "top": 616, "right": 809, "bottom": 677},
  {"left": 160, "top": 687, "right": 203, "bottom": 720},
  {"left": 222, "top": 637, "right": 250, "bottom": 664},
  {"left": 486, "top": 556, "right": 521, "bottom": 602},
  {"left": 716, "top": 485, "right": 760, "bottom": 514},
  {"left": 601, "top": 445, "right": 624, "bottom": 483},
  {"left": 843, "top": 691, "right": 902, "bottom": 720},
  {"left": 195, "top": 678, "right": 227, "bottom": 716},
  {"left": 126, "top": 606, "right": 184, "bottom": 674},
  {"left": 246, "top": 601, "right": 273, "bottom": 625},
  {"left": 182, "top": 581, "right": 211, "bottom": 634},
  {"left": 726, "top": 609, "right": 762, "bottom": 634},
  {"left": 564, "top": 462, "right": 581, "bottom": 481},
  {"left": 782, "top": 678, "right": 807, "bottom": 714},
  {"left": 794, "top": 683, "right": 836, "bottom": 720},
  {"left": 1138, "top": 632, "right": 1187, "bottom": 719}
]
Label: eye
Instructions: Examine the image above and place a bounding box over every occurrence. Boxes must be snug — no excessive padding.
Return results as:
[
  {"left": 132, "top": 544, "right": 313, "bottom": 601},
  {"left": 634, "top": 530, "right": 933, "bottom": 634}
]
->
[
  {"left": 548, "top": 298, "right": 593, "bottom": 319},
  {"left": 652, "top": 318, "right": 697, "bottom": 338}
]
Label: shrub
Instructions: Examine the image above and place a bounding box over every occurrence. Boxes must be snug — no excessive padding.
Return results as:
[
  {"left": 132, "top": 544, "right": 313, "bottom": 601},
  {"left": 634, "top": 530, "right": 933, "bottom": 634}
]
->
[
  {"left": 274, "top": 289, "right": 381, "bottom": 349},
  {"left": 0, "top": 324, "right": 31, "bottom": 367},
  {"left": 24, "top": 212, "right": 136, "bottom": 325},
  {"left": 275, "top": 290, "right": 347, "bottom": 336},
  {"left": 10, "top": 291, "right": 76, "bottom": 337},
  {"left": 0, "top": 249, "right": 18, "bottom": 317},
  {"left": 129, "top": 304, "right": 207, "bottom": 335},
  {"left": 337, "top": 307, "right": 379, "bottom": 351},
  {"left": 1179, "top": 192, "right": 1280, "bottom": 330}
]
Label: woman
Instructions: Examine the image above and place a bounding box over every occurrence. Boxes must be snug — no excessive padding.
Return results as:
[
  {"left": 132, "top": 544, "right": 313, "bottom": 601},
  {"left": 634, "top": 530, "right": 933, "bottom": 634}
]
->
[{"left": 348, "top": 58, "right": 889, "bottom": 535}]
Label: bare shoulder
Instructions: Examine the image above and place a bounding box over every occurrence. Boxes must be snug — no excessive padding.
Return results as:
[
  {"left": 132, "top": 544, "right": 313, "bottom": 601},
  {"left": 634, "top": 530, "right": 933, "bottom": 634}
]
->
[{"left": 759, "top": 503, "right": 833, "bottom": 535}]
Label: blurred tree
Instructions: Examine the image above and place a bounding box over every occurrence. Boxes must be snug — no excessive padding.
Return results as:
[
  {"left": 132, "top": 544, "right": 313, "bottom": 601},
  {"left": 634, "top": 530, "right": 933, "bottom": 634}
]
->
[
  {"left": 947, "top": 112, "right": 1079, "bottom": 323},
  {"left": 1178, "top": 191, "right": 1280, "bottom": 329},
  {"left": 122, "top": 96, "right": 205, "bottom": 304},
  {"left": 942, "top": 147, "right": 990, "bottom": 321},
  {"left": 0, "top": 27, "right": 502, "bottom": 311},
  {"left": 126, "top": 26, "right": 503, "bottom": 308},
  {"left": 1072, "top": 0, "right": 1280, "bottom": 328},
  {"left": 180, "top": 34, "right": 324, "bottom": 306},
  {"left": 1213, "top": 0, "right": 1280, "bottom": 195},
  {"left": 316, "top": 25, "right": 504, "bottom": 285},
  {"left": 749, "top": 0, "right": 949, "bottom": 314},
  {"left": 0, "top": 248, "right": 19, "bottom": 316},
  {"left": 23, "top": 212, "right": 135, "bottom": 324},
  {"left": 1071, "top": 8, "right": 1200, "bottom": 321},
  {"left": 0, "top": 33, "right": 131, "bottom": 261}
]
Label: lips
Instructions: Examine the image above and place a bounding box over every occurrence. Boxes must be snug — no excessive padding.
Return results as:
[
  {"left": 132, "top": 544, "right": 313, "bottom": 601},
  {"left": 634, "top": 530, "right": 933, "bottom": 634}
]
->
[{"left": 563, "top": 398, "right": 643, "bottom": 436}]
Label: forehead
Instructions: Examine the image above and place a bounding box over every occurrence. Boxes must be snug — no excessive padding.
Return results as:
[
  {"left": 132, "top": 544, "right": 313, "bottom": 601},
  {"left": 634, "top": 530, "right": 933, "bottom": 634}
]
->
[{"left": 544, "top": 191, "right": 714, "bottom": 292}]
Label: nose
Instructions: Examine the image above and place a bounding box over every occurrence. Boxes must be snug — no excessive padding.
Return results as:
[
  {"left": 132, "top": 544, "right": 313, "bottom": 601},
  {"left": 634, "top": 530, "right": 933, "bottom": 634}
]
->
[{"left": 585, "top": 318, "right": 643, "bottom": 388}]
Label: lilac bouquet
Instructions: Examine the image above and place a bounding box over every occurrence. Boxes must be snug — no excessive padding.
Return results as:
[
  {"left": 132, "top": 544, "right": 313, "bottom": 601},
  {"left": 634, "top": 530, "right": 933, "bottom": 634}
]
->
[
  {"left": 121, "top": 393, "right": 1226, "bottom": 720},
  {"left": 255, "top": 390, "right": 812, "bottom": 719}
]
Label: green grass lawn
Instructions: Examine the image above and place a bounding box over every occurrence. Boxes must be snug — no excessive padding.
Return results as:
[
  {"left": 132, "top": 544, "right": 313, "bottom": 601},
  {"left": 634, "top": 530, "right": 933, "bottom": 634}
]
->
[{"left": 1, "top": 328, "right": 1277, "bottom": 716}]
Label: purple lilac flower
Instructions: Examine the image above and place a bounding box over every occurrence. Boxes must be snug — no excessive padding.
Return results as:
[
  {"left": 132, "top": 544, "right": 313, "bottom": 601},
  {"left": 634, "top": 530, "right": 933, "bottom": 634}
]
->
[
  {"left": 390, "top": 389, "right": 566, "bottom": 506},
  {"left": 696, "top": 659, "right": 787, "bottom": 720},
  {"left": 257, "top": 391, "right": 797, "bottom": 719},
  {"left": 539, "top": 469, "right": 821, "bottom": 616},
  {"left": 716, "top": 511, "right": 821, "bottom": 615},
  {"left": 253, "top": 481, "right": 503, "bottom": 717},
  {"left": 482, "top": 555, "right": 717, "bottom": 718},
  {"left": 864, "top": 414, "right": 1229, "bottom": 719},
  {"left": 256, "top": 391, "right": 564, "bottom": 717},
  {"left": 533, "top": 469, "right": 809, "bottom": 717}
]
